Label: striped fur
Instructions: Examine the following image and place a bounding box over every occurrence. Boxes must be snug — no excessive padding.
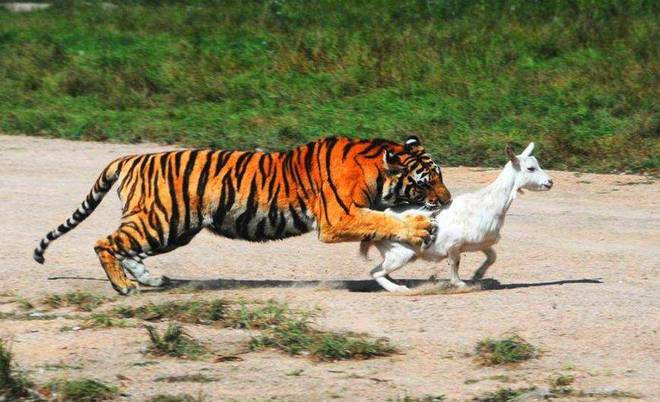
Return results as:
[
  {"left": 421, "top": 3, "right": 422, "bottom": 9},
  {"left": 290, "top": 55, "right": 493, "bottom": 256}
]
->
[{"left": 33, "top": 136, "right": 451, "bottom": 295}]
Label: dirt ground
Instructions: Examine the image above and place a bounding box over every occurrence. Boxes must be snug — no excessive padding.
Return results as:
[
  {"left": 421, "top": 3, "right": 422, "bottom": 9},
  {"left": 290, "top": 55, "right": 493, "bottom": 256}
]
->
[{"left": 0, "top": 134, "right": 658, "bottom": 401}]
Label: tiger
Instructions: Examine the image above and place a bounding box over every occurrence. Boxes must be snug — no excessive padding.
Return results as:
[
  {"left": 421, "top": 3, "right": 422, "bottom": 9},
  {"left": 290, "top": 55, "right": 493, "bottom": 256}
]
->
[{"left": 33, "top": 135, "right": 452, "bottom": 295}]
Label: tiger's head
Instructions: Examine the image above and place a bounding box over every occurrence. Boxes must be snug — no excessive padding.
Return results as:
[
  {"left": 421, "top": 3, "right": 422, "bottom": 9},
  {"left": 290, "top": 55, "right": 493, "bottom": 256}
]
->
[{"left": 381, "top": 136, "right": 451, "bottom": 210}]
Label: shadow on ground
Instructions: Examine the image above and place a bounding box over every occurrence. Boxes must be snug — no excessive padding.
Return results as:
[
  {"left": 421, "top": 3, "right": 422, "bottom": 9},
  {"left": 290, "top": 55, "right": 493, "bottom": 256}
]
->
[{"left": 48, "top": 276, "right": 603, "bottom": 293}]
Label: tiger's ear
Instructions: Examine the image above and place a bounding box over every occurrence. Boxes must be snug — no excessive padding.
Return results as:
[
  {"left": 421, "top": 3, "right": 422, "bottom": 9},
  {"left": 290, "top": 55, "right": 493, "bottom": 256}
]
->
[
  {"left": 383, "top": 150, "right": 403, "bottom": 175},
  {"left": 404, "top": 134, "right": 423, "bottom": 153}
]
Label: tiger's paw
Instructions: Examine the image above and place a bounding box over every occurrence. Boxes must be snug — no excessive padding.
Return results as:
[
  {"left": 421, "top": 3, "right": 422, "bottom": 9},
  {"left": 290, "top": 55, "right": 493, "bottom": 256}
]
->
[{"left": 399, "top": 215, "right": 437, "bottom": 247}]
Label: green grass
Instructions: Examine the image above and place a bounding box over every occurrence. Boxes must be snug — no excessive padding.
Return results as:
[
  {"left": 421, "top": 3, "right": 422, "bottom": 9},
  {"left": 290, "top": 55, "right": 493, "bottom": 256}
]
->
[
  {"left": 0, "top": 340, "right": 32, "bottom": 400},
  {"left": 113, "top": 299, "right": 228, "bottom": 324},
  {"left": 84, "top": 312, "right": 131, "bottom": 328},
  {"left": 43, "top": 291, "right": 110, "bottom": 312},
  {"left": 14, "top": 297, "right": 34, "bottom": 311},
  {"left": 145, "top": 324, "right": 208, "bottom": 359},
  {"left": 551, "top": 374, "right": 575, "bottom": 388},
  {"left": 0, "top": 1, "right": 657, "bottom": 173},
  {"left": 474, "top": 387, "right": 536, "bottom": 402},
  {"left": 475, "top": 335, "right": 538, "bottom": 366},
  {"left": 45, "top": 378, "right": 117, "bottom": 402},
  {"left": 146, "top": 394, "right": 207, "bottom": 402},
  {"left": 240, "top": 301, "right": 396, "bottom": 361},
  {"left": 397, "top": 396, "right": 445, "bottom": 402}
]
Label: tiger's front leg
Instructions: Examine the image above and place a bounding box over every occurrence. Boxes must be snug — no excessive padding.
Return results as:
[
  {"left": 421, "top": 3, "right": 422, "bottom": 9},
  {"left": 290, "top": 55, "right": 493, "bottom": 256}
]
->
[{"left": 318, "top": 206, "right": 436, "bottom": 247}]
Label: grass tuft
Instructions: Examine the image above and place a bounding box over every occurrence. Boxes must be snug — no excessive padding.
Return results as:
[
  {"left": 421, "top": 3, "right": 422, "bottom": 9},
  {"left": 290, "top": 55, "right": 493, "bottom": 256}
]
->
[
  {"left": 240, "top": 302, "right": 396, "bottom": 361},
  {"left": 14, "top": 297, "right": 34, "bottom": 311},
  {"left": 399, "top": 396, "right": 445, "bottom": 402},
  {"left": 551, "top": 374, "right": 575, "bottom": 388},
  {"left": 475, "top": 335, "right": 538, "bottom": 366},
  {"left": 0, "top": 340, "right": 32, "bottom": 400},
  {"left": 145, "top": 324, "right": 207, "bottom": 360},
  {"left": 43, "top": 291, "right": 110, "bottom": 312},
  {"left": 84, "top": 312, "right": 130, "bottom": 328},
  {"left": 473, "top": 387, "right": 536, "bottom": 402},
  {"left": 45, "top": 378, "right": 117, "bottom": 402},
  {"left": 114, "top": 299, "right": 228, "bottom": 324}
]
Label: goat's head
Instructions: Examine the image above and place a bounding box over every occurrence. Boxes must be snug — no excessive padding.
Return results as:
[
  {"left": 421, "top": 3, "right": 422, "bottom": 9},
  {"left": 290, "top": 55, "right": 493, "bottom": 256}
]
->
[{"left": 506, "top": 143, "right": 553, "bottom": 191}]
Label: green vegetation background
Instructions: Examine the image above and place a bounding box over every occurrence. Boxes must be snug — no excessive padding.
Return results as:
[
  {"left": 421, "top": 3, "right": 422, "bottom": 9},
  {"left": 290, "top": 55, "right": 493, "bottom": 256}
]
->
[{"left": 0, "top": 0, "right": 658, "bottom": 172}]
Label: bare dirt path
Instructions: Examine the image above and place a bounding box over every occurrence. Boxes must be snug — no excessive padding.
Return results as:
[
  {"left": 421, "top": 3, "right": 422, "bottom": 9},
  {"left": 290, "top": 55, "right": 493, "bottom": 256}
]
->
[{"left": 0, "top": 134, "right": 659, "bottom": 401}]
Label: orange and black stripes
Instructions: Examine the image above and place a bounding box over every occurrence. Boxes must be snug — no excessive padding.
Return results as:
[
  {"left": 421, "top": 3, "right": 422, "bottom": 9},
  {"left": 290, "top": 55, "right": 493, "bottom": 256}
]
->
[{"left": 34, "top": 136, "right": 451, "bottom": 295}]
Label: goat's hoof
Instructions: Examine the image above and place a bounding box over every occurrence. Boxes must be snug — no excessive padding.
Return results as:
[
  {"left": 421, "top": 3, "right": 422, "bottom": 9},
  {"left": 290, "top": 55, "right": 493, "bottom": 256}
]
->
[
  {"left": 451, "top": 281, "right": 468, "bottom": 288},
  {"left": 387, "top": 284, "right": 410, "bottom": 293}
]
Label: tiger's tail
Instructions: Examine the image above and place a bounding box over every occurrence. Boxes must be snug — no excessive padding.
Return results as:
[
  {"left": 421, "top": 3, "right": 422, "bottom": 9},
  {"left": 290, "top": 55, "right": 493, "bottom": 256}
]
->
[{"left": 33, "top": 158, "right": 125, "bottom": 264}]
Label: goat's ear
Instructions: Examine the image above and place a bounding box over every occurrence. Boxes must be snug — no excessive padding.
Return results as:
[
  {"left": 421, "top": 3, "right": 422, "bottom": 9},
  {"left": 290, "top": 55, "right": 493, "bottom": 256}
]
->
[
  {"left": 521, "top": 142, "right": 535, "bottom": 157},
  {"left": 506, "top": 145, "right": 520, "bottom": 168},
  {"left": 383, "top": 150, "right": 403, "bottom": 174},
  {"left": 404, "top": 134, "right": 423, "bottom": 153}
]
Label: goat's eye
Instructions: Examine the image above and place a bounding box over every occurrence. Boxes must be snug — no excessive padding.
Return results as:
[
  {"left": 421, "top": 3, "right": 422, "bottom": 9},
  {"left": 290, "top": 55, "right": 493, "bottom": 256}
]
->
[{"left": 527, "top": 167, "right": 536, "bottom": 172}]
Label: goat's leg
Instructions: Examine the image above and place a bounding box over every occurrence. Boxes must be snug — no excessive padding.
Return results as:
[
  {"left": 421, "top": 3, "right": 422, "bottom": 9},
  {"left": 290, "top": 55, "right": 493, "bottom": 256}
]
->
[
  {"left": 472, "top": 247, "right": 497, "bottom": 281},
  {"left": 447, "top": 249, "right": 467, "bottom": 288},
  {"left": 370, "top": 250, "right": 413, "bottom": 292}
]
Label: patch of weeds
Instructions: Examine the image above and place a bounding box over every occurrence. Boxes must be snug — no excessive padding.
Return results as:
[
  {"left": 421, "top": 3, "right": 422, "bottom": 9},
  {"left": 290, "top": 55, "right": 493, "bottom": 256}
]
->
[
  {"left": 475, "top": 335, "right": 537, "bottom": 366},
  {"left": 229, "top": 301, "right": 291, "bottom": 329},
  {"left": 465, "top": 378, "right": 480, "bottom": 384},
  {"left": 398, "top": 396, "right": 445, "bottom": 402},
  {"left": 0, "top": 340, "right": 32, "bottom": 400},
  {"left": 286, "top": 369, "right": 304, "bottom": 376},
  {"left": 14, "top": 297, "right": 34, "bottom": 311},
  {"left": 44, "top": 378, "right": 116, "bottom": 402},
  {"left": 43, "top": 291, "right": 110, "bottom": 312},
  {"left": 551, "top": 374, "right": 575, "bottom": 387},
  {"left": 244, "top": 302, "right": 396, "bottom": 361},
  {"left": 154, "top": 374, "right": 218, "bottom": 383},
  {"left": 115, "top": 299, "right": 228, "bottom": 324},
  {"left": 312, "top": 331, "right": 396, "bottom": 361},
  {"left": 84, "top": 312, "right": 130, "bottom": 328},
  {"left": 147, "top": 394, "right": 207, "bottom": 402},
  {"left": 473, "top": 387, "right": 535, "bottom": 402},
  {"left": 145, "top": 324, "right": 207, "bottom": 360}
]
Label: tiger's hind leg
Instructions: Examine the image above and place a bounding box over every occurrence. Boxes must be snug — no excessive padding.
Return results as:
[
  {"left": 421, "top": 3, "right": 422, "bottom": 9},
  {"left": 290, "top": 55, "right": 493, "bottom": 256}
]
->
[
  {"left": 94, "top": 219, "right": 162, "bottom": 295},
  {"left": 95, "top": 213, "right": 203, "bottom": 294},
  {"left": 94, "top": 232, "right": 140, "bottom": 296}
]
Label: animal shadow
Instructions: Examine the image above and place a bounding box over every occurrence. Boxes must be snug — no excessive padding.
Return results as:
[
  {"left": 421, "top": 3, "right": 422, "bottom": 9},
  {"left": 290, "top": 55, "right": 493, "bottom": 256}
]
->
[{"left": 148, "top": 276, "right": 604, "bottom": 293}]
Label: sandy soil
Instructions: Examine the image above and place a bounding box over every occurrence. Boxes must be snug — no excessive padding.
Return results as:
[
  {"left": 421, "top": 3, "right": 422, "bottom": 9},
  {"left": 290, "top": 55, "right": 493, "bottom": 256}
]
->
[{"left": 0, "top": 134, "right": 658, "bottom": 401}]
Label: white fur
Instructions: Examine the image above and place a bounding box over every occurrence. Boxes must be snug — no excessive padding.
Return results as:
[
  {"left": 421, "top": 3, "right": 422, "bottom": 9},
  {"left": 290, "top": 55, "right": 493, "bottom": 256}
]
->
[{"left": 367, "top": 143, "right": 553, "bottom": 292}]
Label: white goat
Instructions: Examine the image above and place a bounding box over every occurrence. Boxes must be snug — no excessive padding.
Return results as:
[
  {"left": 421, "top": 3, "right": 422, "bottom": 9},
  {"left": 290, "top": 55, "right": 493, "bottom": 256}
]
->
[{"left": 361, "top": 143, "right": 553, "bottom": 292}]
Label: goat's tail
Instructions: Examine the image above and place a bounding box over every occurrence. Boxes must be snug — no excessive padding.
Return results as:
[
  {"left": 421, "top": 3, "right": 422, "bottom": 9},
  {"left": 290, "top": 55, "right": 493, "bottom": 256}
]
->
[
  {"left": 33, "top": 157, "right": 125, "bottom": 264},
  {"left": 359, "top": 240, "right": 374, "bottom": 260}
]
